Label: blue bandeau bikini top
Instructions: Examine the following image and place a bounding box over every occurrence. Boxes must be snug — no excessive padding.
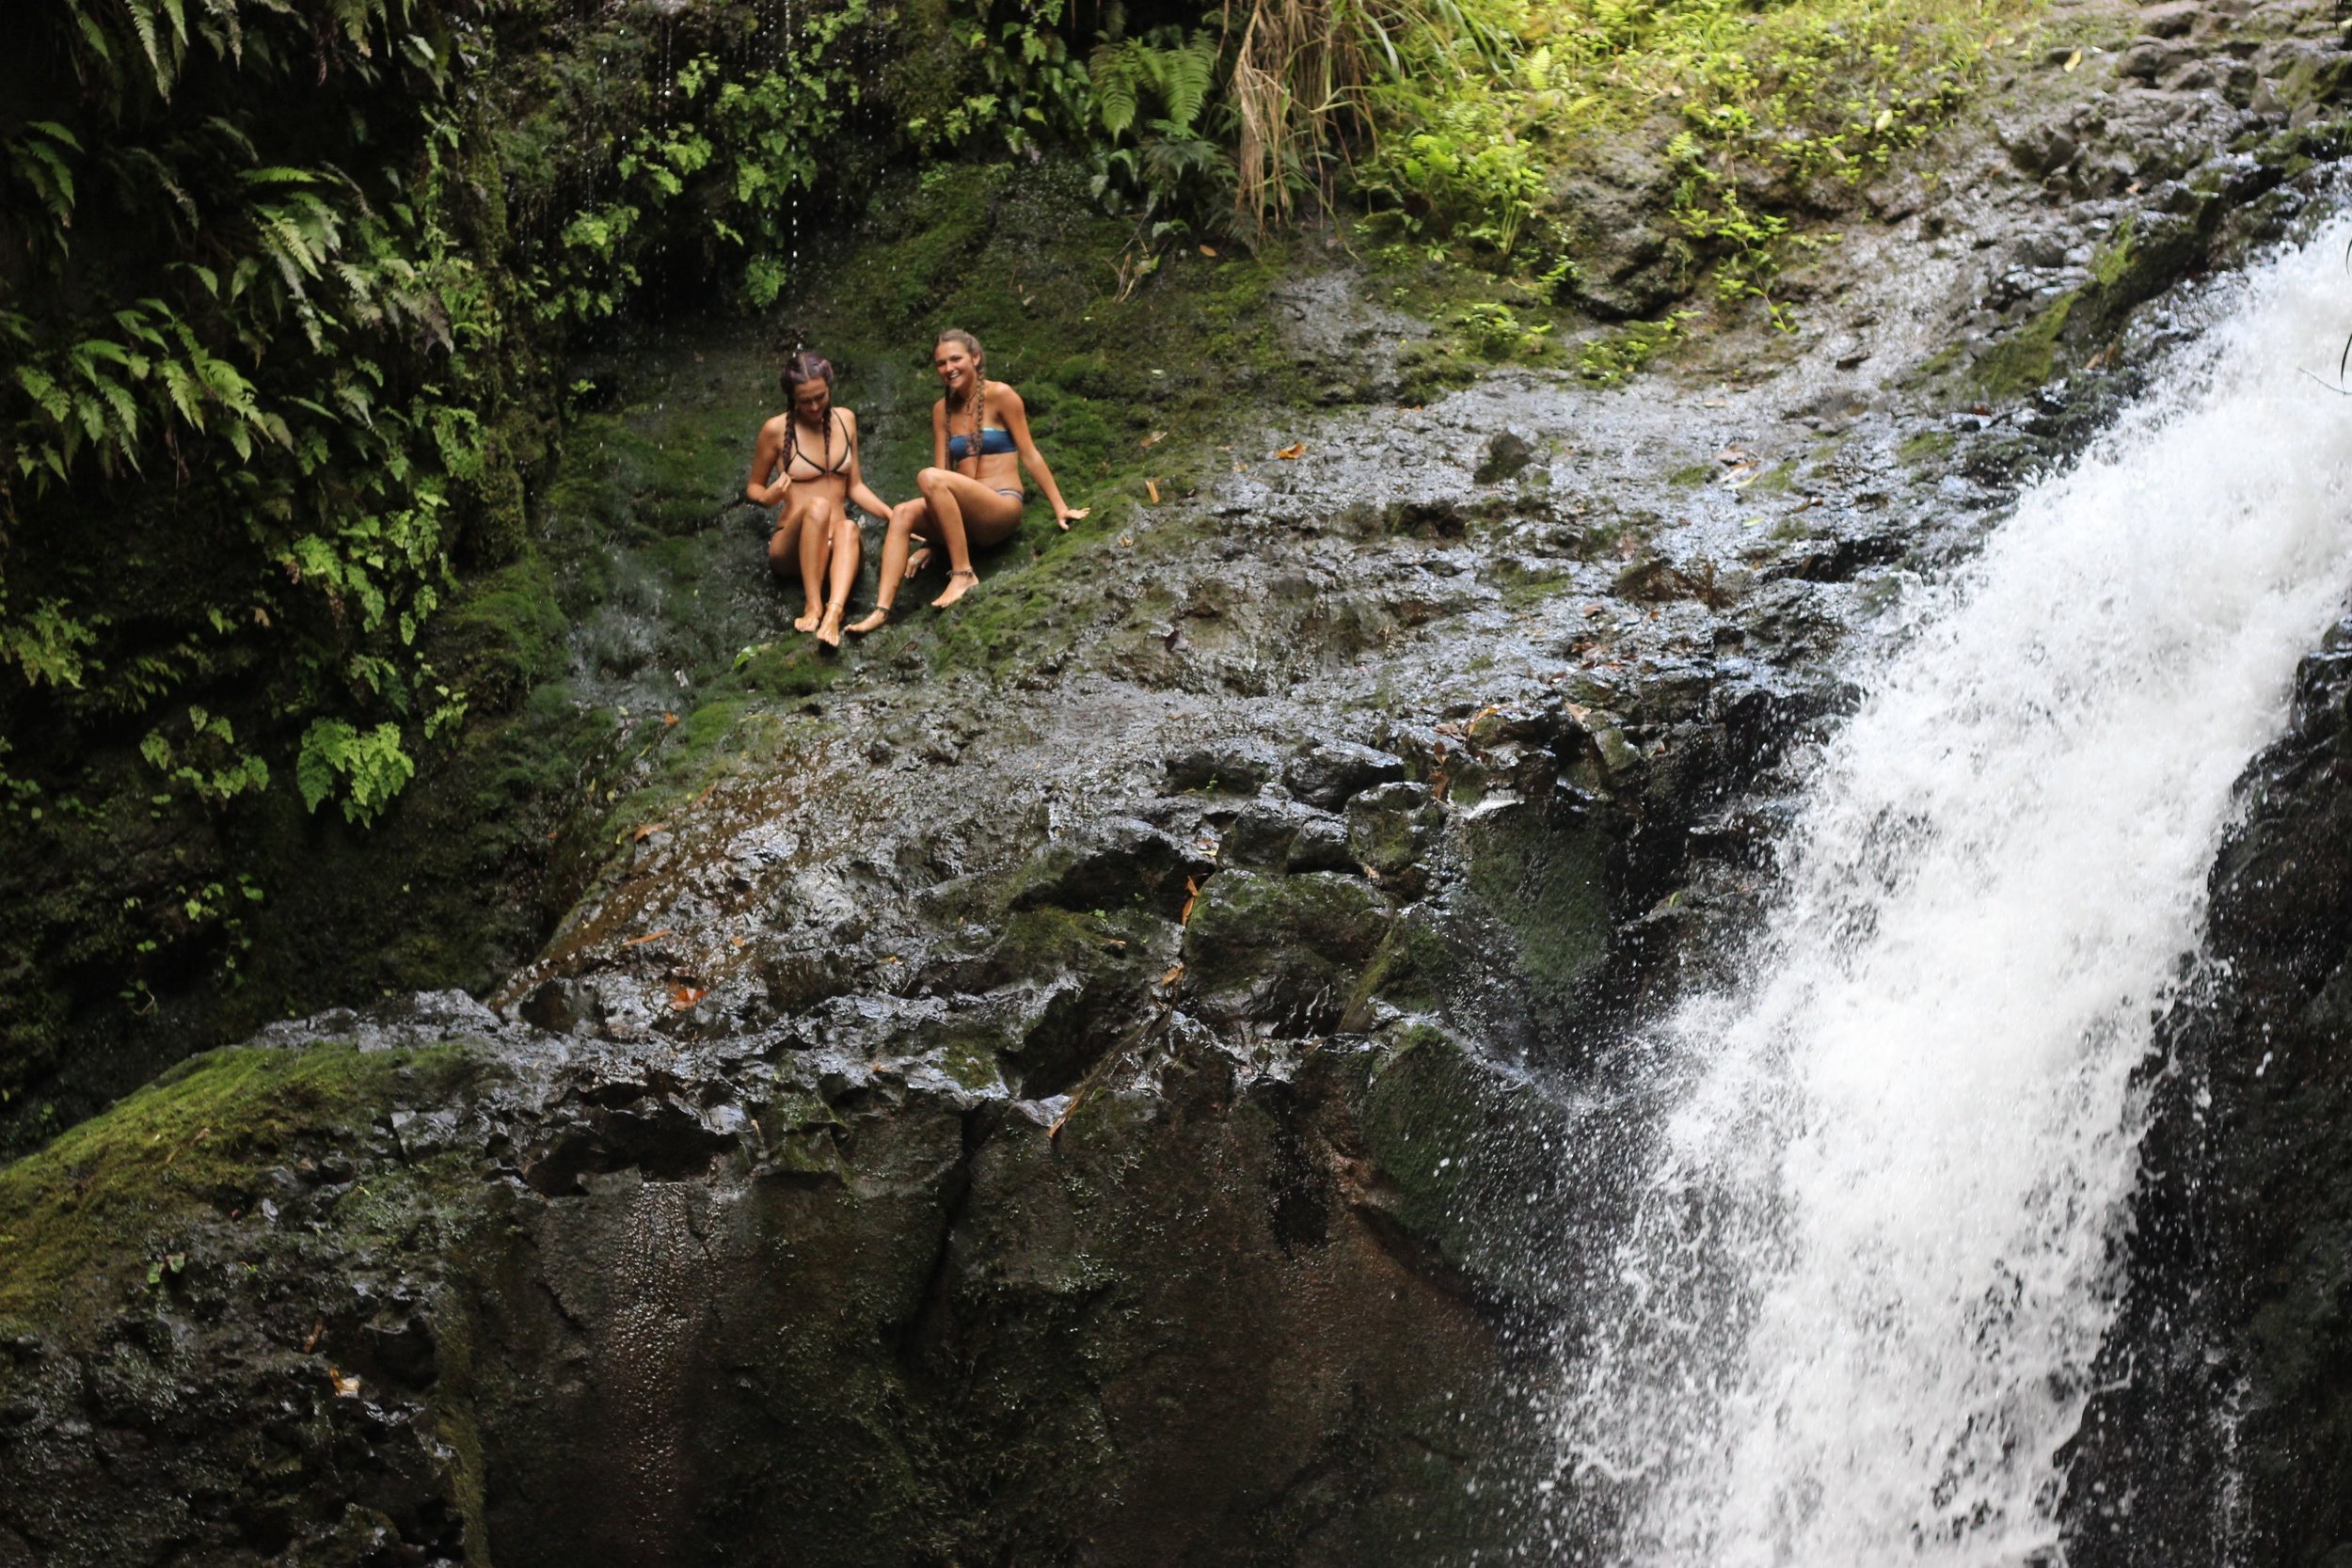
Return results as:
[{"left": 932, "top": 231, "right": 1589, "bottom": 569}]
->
[{"left": 947, "top": 427, "right": 1016, "bottom": 460}]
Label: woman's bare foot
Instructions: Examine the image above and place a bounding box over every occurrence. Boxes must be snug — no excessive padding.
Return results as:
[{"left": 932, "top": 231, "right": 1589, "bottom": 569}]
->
[
  {"left": 793, "top": 606, "right": 822, "bottom": 633},
  {"left": 930, "top": 568, "right": 979, "bottom": 610},
  {"left": 847, "top": 606, "right": 892, "bottom": 635},
  {"left": 816, "top": 605, "right": 844, "bottom": 652},
  {"left": 903, "top": 546, "right": 932, "bottom": 582}
]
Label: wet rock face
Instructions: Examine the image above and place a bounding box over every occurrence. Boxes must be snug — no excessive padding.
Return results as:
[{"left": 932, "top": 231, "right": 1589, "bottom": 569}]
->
[
  {"left": 2067, "top": 620, "right": 2352, "bottom": 1568},
  {"left": 0, "top": 1019, "right": 1552, "bottom": 1568},
  {"left": 469, "top": 1031, "right": 1545, "bottom": 1568}
]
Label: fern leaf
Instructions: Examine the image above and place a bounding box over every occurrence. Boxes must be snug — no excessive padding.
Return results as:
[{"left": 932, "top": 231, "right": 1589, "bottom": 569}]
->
[
  {"left": 160, "top": 360, "right": 204, "bottom": 428},
  {"left": 1090, "top": 41, "right": 1141, "bottom": 138},
  {"left": 127, "top": 0, "right": 163, "bottom": 74},
  {"left": 15, "top": 366, "right": 72, "bottom": 425},
  {"left": 1159, "top": 36, "right": 1216, "bottom": 131},
  {"left": 74, "top": 9, "right": 114, "bottom": 67}
]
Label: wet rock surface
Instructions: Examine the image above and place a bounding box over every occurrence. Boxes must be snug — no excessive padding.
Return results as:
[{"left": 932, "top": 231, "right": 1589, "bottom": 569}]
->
[
  {"left": 2068, "top": 617, "right": 2352, "bottom": 1568},
  {"left": 10, "top": 2, "right": 2352, "bottom": 1560}
]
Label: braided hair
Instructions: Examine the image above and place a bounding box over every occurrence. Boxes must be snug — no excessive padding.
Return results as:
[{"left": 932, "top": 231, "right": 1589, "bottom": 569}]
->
[
  {"left": 937, "top": 329, "right": 988, "bottom": 474},
  {"left": 779, "top": 351, "right": 836, "bottom": 477}
]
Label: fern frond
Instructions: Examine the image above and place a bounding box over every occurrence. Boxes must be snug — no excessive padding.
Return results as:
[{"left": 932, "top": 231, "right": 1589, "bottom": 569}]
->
[
  {"left": 1089, "top": 41, "right": 1142, "bottom": 138},
  {"left": 1157, "top": 36, "right": 1217, "bottom": 132}
]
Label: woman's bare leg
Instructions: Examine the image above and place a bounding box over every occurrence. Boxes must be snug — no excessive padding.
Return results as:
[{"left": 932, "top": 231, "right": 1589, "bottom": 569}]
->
[
  {"left": 848, "top": 501, "right": 932, "bottom": 634},
  {"left": 792, "top": 495, "right": 831, "bottom": 632},
  {"left": 913, "top": 467, "right": 1024, "bottom": 610},
  {"left": 766, "top": 510, "right": 803, "bottom": 598},
  {"left": 816, "top": 510, "right": 858, "bottom": 649}
]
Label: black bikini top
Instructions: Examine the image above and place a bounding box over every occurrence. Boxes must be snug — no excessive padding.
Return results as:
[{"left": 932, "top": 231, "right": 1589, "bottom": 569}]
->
[{"left": 786, "top": 408, "right": 852, "bottom": 479}]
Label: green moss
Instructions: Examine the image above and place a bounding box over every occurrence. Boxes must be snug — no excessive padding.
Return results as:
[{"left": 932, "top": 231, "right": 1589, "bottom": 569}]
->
[
  {"left": 1744, "top": 462, "right": 1796, "bottom": 495},
  {"left": 2088, "top": 214, "right": 2139, "bottom": 289},
  {"left": 1462, "top": 807, "right": 1610, "bottom": 1003},
  {"left": 0, "top": 1042, "right": 477, "bottom": 1330},
  {"left": 1348, "top": 910, "right": 1453, "bottom": 1018},
  {"left": 1184, "top": 871, "right": 1390, "bottom": 998},
  {"left": 1667, "top": 462, "right": 1717, "bottom": 488},
  {"left": 1897, "top": 429, "right": 1956, "bottom": 465},
  {"left": 1974, "top": 289, "right": 2076, "bottom": 401},
  {"left": 1351, "top": 1022, "right": 1565, "bottom": 1301},
  {"left": 936, "top": 1033, "right": 1006, "bottom": 1091},
  {"left": 988, "top": 908, "right": 1108, "bottom": 985}
]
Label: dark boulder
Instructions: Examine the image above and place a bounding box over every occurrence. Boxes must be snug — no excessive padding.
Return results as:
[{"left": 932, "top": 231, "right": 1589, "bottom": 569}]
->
[{"left": 1283, "top": 740, "right": 1409, "bottom": 811}]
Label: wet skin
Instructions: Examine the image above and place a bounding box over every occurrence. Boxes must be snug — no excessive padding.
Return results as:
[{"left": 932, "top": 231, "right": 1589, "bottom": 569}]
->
[
  {"left": 848, "top": 341, "right": 1087, "bottom": 628},
  {"left": 746, "top": 378, "right": 893, "bottom": 648}
]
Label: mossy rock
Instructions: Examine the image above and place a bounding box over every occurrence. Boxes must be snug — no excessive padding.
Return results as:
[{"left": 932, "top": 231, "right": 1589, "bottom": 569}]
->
[
  {"left": 1352, "top": 1023, "right": 1576, "bottom": 1306},
  {"left": 1183, "top": 870, "right": 1391, "bottom": 1031},
  {"left": 0, "top": 1041, "right": 480, "bottom": 1334}
]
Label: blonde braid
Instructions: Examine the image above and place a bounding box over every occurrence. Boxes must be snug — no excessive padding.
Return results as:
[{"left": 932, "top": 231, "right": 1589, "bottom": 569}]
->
[{"left": 939, "top": 329, "right": 990, "bottom": 475}]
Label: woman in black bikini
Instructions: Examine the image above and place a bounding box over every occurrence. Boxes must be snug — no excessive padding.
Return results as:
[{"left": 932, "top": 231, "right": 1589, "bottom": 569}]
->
[
  {"left": 847, "top": 329, "right": 1086, "bottom": 628},
  {"left": 746, "top": 351, "right": 892, "bottom": 649}
]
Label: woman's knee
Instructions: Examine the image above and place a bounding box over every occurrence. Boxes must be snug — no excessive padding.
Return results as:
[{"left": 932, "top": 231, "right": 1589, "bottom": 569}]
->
[{"left": 916, "top": 467, "right": 952, "bottom": 496}]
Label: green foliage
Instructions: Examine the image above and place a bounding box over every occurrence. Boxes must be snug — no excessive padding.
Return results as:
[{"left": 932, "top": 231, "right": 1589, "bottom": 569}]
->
[
  {"left": 1578, "top": 309, "right": 1699, "bottom": 384},
  {"left": 139, "top": 707, "right": 270, "bottom": 807},
  {"left": 295, "top": 719, "right": 417, "bottom": 826},
  {"left": 1459, "top": 301, "right": 1552, "bottom": 358},
  {"left": 1087, "top": 29, "right": 1232, "bottom": 215},
  {"left": 1348, "top": 0, "right": 2025, "bottom": 296},
  {"left": 1357, "top": 89, "right": 1545, "bottom": 255},
  {"left": 901, "top": 0, "right": 1090, "bottom": 157}
]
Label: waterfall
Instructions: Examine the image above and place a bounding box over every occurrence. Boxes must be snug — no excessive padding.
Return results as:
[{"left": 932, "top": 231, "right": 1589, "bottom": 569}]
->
[{"left": 1549, "top": 218, "right": 2352, "bottom": 1567}]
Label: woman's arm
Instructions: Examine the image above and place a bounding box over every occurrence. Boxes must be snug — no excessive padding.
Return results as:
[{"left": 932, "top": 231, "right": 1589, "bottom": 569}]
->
[
  {"left": 998, "top": 386, "right": 1088, "bottom": 529},
  {"left": 746, "top": 415, "right": 792, "bottom": 507},
  {"left": 930, "top": 399, "right": 948, "bottom": 470},
  {"left": 841, "top": 411, "right": 891, "bottom": 518}
]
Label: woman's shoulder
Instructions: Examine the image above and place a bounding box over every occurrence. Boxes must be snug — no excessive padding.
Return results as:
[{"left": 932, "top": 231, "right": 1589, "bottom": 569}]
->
[{"left": 991, "top": 379, "right": 1026, "bottom": 407}]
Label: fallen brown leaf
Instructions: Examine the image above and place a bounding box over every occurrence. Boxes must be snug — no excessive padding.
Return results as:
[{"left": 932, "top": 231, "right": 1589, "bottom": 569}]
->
[
  {"left": 621, "top": 928, "right": 674, "bottom": 947},
  {"left": 1160, "top": 963, "right": 1185, "bottom": 987},
  {"left": 329, "top": 1370, "right": 361, "bottom": 1399},
  {"left": 1145, "top": 477, "right": 1159, "bottom": 504},
  {"left": 303, "top": 1320, "right": 326, "bottom": 1354},
  {"left": 662, "top": 712, "right": 679, "bottom": 726},
  {"left": 1275, "top": 442, "right": 1306, "bottom": 460},
  {"left": 632, "top": 819, "right": 671, "bottom": 842},
  {"left": 1139, "top": 430, "right": 1168, "bottom": 449},
  {"left": 1179, "top": 876, "right": 1201, "bottom": 927},
  {"left": 670, "top": 984, "right": 707, "bottom": 1010},
  {"left": 1199, "top": 245, "right": 1219, "bottom": 258}
]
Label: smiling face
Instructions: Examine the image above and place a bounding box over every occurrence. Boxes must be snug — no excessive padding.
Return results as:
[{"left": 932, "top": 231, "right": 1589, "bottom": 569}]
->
[{"left": 932, "top": 340, "right": 979, "bottom": 396}]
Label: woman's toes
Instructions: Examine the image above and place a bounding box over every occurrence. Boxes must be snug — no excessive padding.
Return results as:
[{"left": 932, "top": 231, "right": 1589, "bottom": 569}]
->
[{"left": 930, "top": 569, "right": 979, "bottom": 610}]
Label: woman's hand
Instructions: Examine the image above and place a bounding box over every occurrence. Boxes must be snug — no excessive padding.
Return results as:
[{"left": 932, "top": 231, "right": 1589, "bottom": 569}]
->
[{"left": 1055, "top": 505, "right": 1089, "bottom": 531}]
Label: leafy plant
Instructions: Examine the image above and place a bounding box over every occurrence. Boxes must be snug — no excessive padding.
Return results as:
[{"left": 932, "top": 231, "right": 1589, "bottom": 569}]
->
[
  {"left": 1088, "top": 28, "right": 1234, "bottom": 216},
  {"left": 1579, "top": 309, "right": 1699, "bottom": 384}
]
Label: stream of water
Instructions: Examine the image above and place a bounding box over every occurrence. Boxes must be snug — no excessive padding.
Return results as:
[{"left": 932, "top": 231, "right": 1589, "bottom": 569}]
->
[{"left": 1549, "top": 219, "right": 2352, "bottom": 1566}]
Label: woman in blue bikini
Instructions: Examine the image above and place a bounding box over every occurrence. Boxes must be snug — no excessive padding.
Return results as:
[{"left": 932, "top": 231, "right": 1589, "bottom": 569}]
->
[{"left": 847, "top": 328, "right": 1086, "bottom": 629}]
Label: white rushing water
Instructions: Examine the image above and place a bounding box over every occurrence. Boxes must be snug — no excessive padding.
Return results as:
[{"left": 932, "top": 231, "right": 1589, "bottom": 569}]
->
[{"left": 1553, "top": 219, "right": 2352, "bottom": 1567}]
